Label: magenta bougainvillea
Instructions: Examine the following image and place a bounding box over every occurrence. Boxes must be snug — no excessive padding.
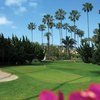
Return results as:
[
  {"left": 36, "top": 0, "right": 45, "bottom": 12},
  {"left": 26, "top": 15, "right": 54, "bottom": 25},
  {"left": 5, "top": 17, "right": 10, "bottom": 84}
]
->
[{"left": 39, "top": 83, "right": 100, "bottom": 100}]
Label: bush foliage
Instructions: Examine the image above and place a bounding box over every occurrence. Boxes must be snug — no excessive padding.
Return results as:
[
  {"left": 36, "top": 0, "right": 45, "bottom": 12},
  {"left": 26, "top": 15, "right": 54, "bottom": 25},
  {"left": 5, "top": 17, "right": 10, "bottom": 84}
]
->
[{"left": 0, "top": 34, "right": 45, "bottom": 65}]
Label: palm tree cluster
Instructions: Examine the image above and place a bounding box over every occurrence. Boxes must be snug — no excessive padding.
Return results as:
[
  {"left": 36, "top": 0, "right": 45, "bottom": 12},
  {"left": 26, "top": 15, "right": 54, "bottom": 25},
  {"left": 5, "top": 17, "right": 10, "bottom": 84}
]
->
[
  {"left": 28, "top": 2, "right": 94, "bottom": 48},
  {"left": 27, "top": 2, "right": 95, "bottom": 60}
]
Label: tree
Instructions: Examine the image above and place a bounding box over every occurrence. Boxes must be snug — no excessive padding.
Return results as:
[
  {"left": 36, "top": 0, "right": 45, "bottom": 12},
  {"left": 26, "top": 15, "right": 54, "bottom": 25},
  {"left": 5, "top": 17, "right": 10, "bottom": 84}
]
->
[
  {"left": 77, "top": 42, "right": 94, "bottom": 63},
  {"left": 63, "top": 23, "right": 71, "bottom": 37},
  {"left": 92, "top": 24, "right": 100, "bottom": 65},
  {"left": 62, "top": 36, "right": 76, "bottom": 59},
  {"left": 42, "top": 14, "right": 53, "bottom": 58},
  {"left": 56, "top": 22, "right": 63, "bottom": 45},
  {"left": 69, "top": 10, "right": 80, "bottom": 40},
  {"left": 92, "top": 45, "right": 100, "bottom": 65},
  {"left": 42, "top": 14, "right": 53, "bottom": 33},
  {"left": 48, "top": 22, "right": 55, "bottom": 45},
  {"left": 76, "top": 28, "right": 84, "bottom": 46},
  {"left": 38, "top": 24, "right": 46, "bottom": 45},
  {"left": 28, "top": 22, "right": 36, "bottom": 42},
  {"left": 92, "top": 28, "right": 99, "bottom": 45},
  {"left": 69, "top": 25, "right": 77, "bottom": 39},
  {"left": 82, "top": 2, "right": 93, "bottom": 38},
  {"left": 44, "top": 32, "right": 51, "bottom": 58},
  {"left": 55, "top": 9, "right": 66, "bottom": 45}
]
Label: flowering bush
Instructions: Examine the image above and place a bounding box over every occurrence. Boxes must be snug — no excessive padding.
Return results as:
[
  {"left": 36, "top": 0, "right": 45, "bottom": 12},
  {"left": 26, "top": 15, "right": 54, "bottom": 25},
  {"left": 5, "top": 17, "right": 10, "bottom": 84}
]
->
[{"left": 39, "top": 83, "right": 100, "bottom": 100}]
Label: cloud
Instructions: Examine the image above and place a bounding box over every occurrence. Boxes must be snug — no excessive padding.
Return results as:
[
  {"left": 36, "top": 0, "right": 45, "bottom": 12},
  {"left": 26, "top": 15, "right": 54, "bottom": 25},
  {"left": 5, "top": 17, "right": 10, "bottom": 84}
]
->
[
  {"left": 14, "top": 6, "right": 27, "bottom": 15},
  {"left": 0, "top": 16, "right": 12, "bottom": 25},
  {"left": 5, "top": 0, "right": 38, "bottom": 14},
  {"left": 5, "top": 0, "right": 26, "bottom": 6},
  {"left": 19, "top": 6, "right": 27, "bottom": 12},
  {"left": 11, "top": 25, "right": 17, "bottom": 29},
  {"left": 29, "top": 2, "right": 38, "bottom": 8}
]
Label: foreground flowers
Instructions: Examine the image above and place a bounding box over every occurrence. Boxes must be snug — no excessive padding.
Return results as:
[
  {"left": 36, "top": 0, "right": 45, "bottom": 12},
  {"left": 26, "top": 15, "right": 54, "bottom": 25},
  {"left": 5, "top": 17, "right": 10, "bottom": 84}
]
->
[
  {"left": 69, "top": 84, "right": 100, "bottom": 100},
  {"left": 39, "top": 83, "right": 100, "bottom": 100},
  {"left": 39, "top": 90, "right": 63, "bottom": 100}
]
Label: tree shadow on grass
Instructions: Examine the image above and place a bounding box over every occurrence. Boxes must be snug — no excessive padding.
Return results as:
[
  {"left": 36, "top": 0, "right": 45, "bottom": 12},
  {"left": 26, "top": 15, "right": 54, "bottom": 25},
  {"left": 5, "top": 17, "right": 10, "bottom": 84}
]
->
[
  {"left": 22, "top": 94, "right": 39, "bottom": 100},
  {"left": 90, "top": 71, "right": 100, "bottom": 76},
  {"left": 51, "top": 76, "right": 84, "bottom": 91},
  {"left": 0, "top": 60, "right": 53, "bottom": 68}
]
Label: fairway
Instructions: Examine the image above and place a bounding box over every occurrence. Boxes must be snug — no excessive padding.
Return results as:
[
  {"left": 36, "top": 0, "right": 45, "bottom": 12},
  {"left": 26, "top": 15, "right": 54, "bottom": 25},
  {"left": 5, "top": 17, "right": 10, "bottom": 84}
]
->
[
  {"left": 0, "top": 61, "right": 100, "bottom": 100},
  {"left": 29, "top": 69, "right": 82, "bottom": 83}
]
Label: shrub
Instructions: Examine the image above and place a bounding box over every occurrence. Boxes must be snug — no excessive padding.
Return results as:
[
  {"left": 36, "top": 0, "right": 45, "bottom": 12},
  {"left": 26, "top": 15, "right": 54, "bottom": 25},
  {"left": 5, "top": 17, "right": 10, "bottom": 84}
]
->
[
  {"left": 77, "top": 43, "right": 94, "bottom": 63},
  {"left": 92, "top": 44, "right": 100, "bottom": 65}
]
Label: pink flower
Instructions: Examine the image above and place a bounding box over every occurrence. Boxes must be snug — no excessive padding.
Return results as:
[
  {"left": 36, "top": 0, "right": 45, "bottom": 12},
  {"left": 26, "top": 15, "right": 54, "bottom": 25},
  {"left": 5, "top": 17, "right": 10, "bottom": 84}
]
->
[
  {"left": 58, "top": 90, "right": 64, "bottom": 100},
  {"left": 69, "top": 83, "right": 100, "bottom": 100},
  {"left": 69, "top": 90, "right": 96, "bottom": 100},
  {"left": 89, "top": 83, "right": 100, "bottom": 100},
  {"left": 39, "top": 90, "right": 64, "bottom": 100},
  {"left": 39, "top": 90, "right": 57, "bottom": 100},
  {"left": 39, "top": 83, "right": 100, "bottom": 100}
]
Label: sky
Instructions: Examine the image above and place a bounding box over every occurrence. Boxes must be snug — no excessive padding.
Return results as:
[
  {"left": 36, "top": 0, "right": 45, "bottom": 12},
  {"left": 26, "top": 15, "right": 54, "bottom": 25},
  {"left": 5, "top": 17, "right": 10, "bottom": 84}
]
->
[{"left": 0, "top": 0, "right": 100, "bottom": 45}]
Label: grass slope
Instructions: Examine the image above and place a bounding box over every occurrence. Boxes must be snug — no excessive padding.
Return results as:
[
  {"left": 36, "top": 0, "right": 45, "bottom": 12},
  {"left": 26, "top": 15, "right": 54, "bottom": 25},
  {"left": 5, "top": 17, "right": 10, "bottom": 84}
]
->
[{"left": 0, "top": 61, "right": 100, "bottom": 100}]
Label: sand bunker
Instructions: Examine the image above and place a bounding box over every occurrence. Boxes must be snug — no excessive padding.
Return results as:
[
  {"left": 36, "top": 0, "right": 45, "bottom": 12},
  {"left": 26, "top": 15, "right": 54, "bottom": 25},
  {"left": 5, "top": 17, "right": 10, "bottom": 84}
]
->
[{"left": 0, "top": 70, "right": 18, "bottom": 82}]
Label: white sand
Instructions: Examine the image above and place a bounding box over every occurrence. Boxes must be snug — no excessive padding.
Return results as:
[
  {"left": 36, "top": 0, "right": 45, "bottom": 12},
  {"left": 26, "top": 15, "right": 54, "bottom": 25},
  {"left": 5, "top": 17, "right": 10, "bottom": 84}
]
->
[{"left": 0, "top": 70, "right": 18, "bottom": 82}]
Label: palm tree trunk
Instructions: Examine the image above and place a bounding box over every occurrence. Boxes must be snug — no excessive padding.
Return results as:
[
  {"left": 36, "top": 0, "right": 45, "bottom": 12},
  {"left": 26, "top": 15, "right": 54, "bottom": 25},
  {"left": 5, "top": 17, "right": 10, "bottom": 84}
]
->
[
  {"left": 74, "top": 21, "right": 76, "bottom": 41},
  {"left": 66, "top": 29, "right": 68, "bottom": 37},
  {"left": 77, "top": 35, "right": 79, "bottom": 47},
  {"left": 47, "top": 26, "right": 50, "bottom": 59},
  {"left": 42, "top": 31, "right": 43, "bottom": 45},
  {"left": 74, "top": 21, "right": 76, "bottom": 47},
  {"left": 80, "top": 37, "right": 82, "bottom": 44},
  {"left": 31, "top": 30, "right": 33, "bottom": 42},
  {"left": 87, "top": 12, "right": 90, "bottom": 38},
  {"left": 68, "top": 47, "right": 71, "bottom": 59},
  {"left": 59, "top": 29, "right": 62, "bottom": 45},
  {"left": 61, "top": 20, "right": 63, "bottom": 46},
  {"left": 51, "top": 28, "right": 53, "bottom": 45},
  {"left": 71, "top": 32, "right": 72, "bottom": 39}
]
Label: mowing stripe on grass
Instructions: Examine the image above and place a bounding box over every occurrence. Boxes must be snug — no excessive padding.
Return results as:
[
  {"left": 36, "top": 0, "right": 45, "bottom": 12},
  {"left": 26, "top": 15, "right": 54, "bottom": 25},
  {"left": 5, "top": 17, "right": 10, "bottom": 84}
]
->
[{"left": 28, "top": 69, "right": 82, "bottom": 83}]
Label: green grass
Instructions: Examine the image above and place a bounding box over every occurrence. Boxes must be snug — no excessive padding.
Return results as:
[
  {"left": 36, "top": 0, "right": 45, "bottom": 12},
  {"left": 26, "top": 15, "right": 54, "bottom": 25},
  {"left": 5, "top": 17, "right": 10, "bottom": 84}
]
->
[{"left": 0, "top": 61, "right": 100, "bottom": 100}]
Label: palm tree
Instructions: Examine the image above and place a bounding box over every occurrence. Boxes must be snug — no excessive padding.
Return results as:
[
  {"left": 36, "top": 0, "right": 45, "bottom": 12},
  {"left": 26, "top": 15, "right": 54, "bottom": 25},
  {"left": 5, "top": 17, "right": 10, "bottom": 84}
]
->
[
  {"left": 82, "top": 2, "right": 93, "bottom": 38},
  {"left": 42, "top": 14, "right": 53, "bottom": 58},
  {"left": 48, "top": 22, "right": 55, "bottom": 45},
  {"left": 56, "top": 22, "right": 63, "bottom": 45},
  {"left": 27, "top": 22, "right": 36, "bottom": 42},
  {"left": 63, "top": 23, "right": 71, "bottom": 37},
  {"left": 69, "top": 10, "right": 80, "bottom": 41},
  {"left": 38, "top": 24, "right": 46, "bottom": 45},
  {"left": 62, "top": 36, "right": 76, "bottom": 59},
  {"left": 42, "top": 14, "right": 54, "bottom": 33},
  {"left": 76, "top": 29, "right": 84, "bottom": 46},
  {"left": 68, "top": 25, "right": 77, "bottom": 39},
  {"left": 44, "top": 32, "right": 51, "bottom": 58},
  {"left": 55, "top": 9, "right": 66, "bottom": 44}
]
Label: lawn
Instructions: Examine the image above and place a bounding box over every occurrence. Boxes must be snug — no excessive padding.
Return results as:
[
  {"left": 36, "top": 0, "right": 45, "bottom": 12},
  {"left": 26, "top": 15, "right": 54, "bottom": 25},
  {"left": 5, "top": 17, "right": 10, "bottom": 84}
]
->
[{"left": 0, "top": 61, "right": 100, "bottom": 100}]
